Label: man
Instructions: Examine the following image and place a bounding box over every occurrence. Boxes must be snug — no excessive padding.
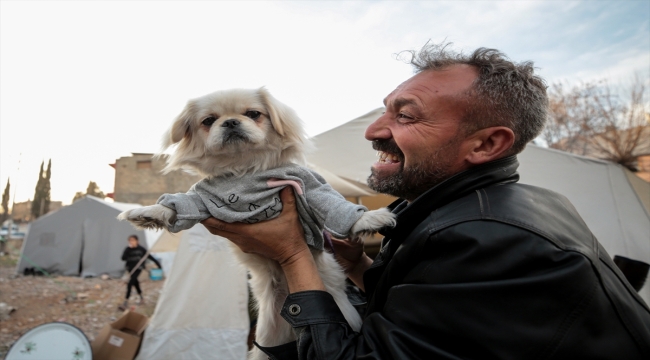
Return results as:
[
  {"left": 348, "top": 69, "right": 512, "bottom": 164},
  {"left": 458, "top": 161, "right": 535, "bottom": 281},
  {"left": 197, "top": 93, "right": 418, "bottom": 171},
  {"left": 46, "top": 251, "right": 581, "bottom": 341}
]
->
[
  {"left": 202, "top": 43, "right": 650, "bottom": 359},
  {"left": 121, "top": 234, "right": 162, "bottom": 308}
]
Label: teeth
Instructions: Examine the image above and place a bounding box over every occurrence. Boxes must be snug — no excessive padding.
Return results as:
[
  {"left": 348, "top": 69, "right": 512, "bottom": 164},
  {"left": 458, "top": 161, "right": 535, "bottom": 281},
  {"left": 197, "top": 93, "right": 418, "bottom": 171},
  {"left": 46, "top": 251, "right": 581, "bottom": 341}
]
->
[{"left": 377, "top": 151, "right": 399, "bottom": 164}]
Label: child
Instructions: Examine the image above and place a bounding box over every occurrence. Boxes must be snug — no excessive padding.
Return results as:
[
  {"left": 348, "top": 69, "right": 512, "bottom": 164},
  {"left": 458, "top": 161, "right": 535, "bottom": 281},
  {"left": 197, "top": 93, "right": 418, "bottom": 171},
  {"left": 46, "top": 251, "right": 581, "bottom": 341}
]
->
[{"left": 120, "top": 235, "right": 161, "bottom": 308}]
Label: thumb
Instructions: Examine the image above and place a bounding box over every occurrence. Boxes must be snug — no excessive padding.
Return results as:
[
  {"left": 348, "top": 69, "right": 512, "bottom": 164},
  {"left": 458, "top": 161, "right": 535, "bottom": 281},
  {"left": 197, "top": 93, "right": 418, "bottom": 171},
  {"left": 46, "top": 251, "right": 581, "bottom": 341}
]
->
[{"left": 279, "top": 186, "right": 297, "bottom": 210}]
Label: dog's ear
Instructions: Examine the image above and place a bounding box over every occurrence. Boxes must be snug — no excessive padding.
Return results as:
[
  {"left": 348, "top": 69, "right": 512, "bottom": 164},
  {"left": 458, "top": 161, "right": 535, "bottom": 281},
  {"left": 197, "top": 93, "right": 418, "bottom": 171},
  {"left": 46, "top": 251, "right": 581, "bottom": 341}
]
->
[
  {"left": 257, "top": 87, "right": 288, "bottom": 136},
  {"left": 163, "top": 100, "right": 196, "bottom": 148},
  {"left": 259, "top": 87, "right": 299, "bottom": 138},
  {"left": 258, "top": 87, "right": 312, "bottom": 162}
]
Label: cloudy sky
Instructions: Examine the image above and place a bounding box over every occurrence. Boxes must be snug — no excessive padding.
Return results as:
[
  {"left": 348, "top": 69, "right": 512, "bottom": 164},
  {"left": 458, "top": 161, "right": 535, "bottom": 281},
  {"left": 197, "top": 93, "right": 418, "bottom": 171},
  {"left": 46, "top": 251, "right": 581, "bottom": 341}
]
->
[{"left": 1, "top": 0, "right": 648, "bottom": 206}]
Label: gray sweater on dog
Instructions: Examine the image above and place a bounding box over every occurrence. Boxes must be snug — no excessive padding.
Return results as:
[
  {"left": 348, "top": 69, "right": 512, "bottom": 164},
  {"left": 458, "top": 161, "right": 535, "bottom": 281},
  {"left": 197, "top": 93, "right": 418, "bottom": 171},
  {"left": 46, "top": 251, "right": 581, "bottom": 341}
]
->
[{"left": 157, "top": 163, "right": 368, "bottom": 250}]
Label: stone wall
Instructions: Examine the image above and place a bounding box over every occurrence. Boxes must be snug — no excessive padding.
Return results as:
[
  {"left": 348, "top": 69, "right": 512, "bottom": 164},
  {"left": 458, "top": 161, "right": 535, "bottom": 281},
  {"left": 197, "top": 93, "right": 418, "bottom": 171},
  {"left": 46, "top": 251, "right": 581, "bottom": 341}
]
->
[
  {"left": 9, "top": 200, "right": 63, "bottom": 223},
  {"left": 112, "top": 153, "right": 201, "bottom": 205}
]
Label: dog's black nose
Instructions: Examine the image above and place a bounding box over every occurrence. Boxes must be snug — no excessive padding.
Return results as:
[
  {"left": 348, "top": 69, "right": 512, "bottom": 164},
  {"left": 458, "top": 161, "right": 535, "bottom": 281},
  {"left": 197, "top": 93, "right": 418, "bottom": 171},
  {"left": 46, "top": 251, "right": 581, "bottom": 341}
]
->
[{"left": 222, "top": 119, "right": 240, "bottom": 128}]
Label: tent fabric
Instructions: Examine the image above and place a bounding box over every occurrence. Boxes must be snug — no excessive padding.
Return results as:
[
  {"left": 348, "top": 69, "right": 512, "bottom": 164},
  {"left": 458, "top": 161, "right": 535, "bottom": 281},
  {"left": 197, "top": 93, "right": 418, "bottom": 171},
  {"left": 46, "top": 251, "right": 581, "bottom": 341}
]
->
[
  {"left": 136, "top": 225, "right": 249, "bottom": 360},
  {"left": 150, "top": 230, "right": 182, "bottom": 253},
  {"left": 149, "top": 230, "right": 181, "bottom": 278},
  {"left": 306, "top": 163, "right": 375, "bottom": 197},
  {"left": 625, "top": 168, "right": 650, "bottom": 215},
  {"left": 517, "top": 146, "right": 650, "bottom": 302},
  {"left": 16, "top": 196, "right": 149, "bottom": 278},
  {"left": 307, "top": 108, "right": 650, "bottom": 304},
  {"left": 309, "top": 108, "right": 384, "bottom": 189}
]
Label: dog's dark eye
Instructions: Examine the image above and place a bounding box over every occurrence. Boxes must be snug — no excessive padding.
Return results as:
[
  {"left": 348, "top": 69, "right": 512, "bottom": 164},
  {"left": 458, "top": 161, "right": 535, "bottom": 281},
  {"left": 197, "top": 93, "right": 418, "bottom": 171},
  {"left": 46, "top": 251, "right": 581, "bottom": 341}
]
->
[
  {"left": 202, "top": 117, "right": 217, "bottom": 126},
  {"left": 245, "top": 110, "right": 261, "bottom": 120}
]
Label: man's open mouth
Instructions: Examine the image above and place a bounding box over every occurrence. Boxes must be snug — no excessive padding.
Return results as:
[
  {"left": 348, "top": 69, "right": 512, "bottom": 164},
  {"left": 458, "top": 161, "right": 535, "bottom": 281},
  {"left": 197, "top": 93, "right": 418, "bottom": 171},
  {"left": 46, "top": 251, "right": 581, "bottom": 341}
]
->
[{"left": 377, "top": 151, "right": 401, "bottom": 164}]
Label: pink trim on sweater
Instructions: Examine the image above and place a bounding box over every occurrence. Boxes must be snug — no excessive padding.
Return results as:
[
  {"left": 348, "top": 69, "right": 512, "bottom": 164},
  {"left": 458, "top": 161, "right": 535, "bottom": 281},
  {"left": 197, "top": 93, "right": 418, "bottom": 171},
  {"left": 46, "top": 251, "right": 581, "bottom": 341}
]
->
[{"left": 267, "top": 178, "right": 304, "bottom": 195}]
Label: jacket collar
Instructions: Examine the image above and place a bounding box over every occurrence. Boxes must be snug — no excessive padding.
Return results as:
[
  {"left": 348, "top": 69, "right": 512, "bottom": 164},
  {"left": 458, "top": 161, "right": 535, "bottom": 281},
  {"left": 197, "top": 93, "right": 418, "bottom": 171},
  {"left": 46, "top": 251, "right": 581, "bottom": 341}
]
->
[{"left": 380, "top": 155, "right": 520, "bottom": 240}]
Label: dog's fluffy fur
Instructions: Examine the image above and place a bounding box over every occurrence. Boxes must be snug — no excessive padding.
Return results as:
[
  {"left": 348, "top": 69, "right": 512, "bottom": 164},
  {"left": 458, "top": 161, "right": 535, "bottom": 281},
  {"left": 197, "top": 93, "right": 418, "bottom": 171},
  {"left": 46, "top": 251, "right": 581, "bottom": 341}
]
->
[{"left": 118, "top": 88, "right": 395, "bottom": 359}]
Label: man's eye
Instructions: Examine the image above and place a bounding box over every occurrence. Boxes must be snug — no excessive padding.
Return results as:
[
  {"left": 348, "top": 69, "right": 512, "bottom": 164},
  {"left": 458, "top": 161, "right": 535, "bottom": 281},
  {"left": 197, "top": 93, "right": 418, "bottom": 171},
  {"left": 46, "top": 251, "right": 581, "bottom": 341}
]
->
[
  {"left": 397, "top": 113, "right": 413, "bottom": 120},
  {"left": 245, "top": 110, "right": 261, "bottom": 120},
  {"left": 202, "top": 117, "right": 217, "bottom": 126}
]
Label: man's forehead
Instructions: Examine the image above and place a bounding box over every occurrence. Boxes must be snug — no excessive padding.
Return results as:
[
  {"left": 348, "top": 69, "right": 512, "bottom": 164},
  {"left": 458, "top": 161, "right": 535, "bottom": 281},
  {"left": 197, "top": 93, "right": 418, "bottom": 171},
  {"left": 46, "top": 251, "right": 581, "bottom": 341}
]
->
[{"left": 382, "top": 94, "right": 417, "bottom": 108}]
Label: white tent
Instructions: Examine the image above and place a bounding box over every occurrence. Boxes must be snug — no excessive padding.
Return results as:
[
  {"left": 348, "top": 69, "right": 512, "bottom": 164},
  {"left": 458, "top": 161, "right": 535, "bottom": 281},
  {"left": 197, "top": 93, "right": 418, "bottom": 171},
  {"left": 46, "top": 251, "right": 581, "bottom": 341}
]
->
[
  {"left": 16, "top": 196, "right": 158, "bottom": 278},
  {"left": 136, "top": 225, "right": 249, "bottom": 360},
  {"left": 518, "top": 146, "right": 650, "bottom": 301},
  {"left": 148, "top": 230, "right": 182, "bottom": 278},
  {"left": 150, "top": 230, "right": 182, "bottom": 253},
  {"left": 306, "top": 163, "right": 374, "bottom": 197},
  {"left": 307, "top": 108, "right": 650, "bottom": 303},
  {"left": 309, "top": 108, "right": 385, "bottom": 190}
]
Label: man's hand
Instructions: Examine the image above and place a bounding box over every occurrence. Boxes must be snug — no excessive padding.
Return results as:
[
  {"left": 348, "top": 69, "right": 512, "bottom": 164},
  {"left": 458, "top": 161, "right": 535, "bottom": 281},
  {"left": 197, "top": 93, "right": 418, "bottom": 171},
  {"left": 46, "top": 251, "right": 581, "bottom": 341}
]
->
[
  {"left": 330, "top": 236, "right": 373, "bottom": 292},
  {"left": 201, "top": 187, "right": 307, "bottom": 265},
  {"left": 201, "top": 187, "right": 325, "bottom": 292},
  {"left": 330, "top": 236, "right": 365, "bottom": 273}
]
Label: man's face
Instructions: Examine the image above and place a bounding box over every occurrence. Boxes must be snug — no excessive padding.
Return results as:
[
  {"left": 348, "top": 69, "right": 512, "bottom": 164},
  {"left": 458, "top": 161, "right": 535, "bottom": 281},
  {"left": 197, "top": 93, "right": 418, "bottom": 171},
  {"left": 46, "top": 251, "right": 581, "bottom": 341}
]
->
[
  {"left": 128, "top": 238, "right": 138, "bottom": 248},
  {"left": 365, "top": 65, "right": 478, "bottom": 201}
]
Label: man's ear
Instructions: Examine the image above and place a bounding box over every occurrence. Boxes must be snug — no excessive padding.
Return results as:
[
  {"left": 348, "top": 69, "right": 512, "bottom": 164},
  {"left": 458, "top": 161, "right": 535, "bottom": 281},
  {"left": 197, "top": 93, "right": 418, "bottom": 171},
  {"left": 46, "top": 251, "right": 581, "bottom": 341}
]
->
[{"left": 463, "top": 126, "right": 515, "bottom": 165}]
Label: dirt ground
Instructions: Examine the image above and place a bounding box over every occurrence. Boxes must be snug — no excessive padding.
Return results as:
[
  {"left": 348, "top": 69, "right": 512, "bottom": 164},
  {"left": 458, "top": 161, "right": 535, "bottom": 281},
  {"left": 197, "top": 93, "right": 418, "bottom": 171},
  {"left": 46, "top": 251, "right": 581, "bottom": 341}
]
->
[{"left": 0, "top": 241, "right": 165, "bottom": 358}]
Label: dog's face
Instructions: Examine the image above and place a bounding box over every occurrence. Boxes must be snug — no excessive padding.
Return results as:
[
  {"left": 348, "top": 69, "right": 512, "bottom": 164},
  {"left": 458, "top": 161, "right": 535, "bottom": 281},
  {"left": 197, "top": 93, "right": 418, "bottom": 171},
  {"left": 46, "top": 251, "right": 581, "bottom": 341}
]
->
[
  {"left": 175, "top": 90, "right": 277, "bottom": 154},
  {"left": 162, "top": 88, "right": 309, "bottom": 177}
]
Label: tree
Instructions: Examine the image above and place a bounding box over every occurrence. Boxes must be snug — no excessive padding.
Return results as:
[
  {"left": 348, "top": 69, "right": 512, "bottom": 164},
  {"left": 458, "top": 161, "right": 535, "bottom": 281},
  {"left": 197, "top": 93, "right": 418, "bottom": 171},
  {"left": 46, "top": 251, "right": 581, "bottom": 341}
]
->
[
  {"left": 1, "top": 178, "right": 9, "bottom": 223},
  {"left": 72, "top": 192, "right": 85, "bottom": 203},
  {"left": 43, "top": 159, "right": 51, "bottom": 215},
  {"left": 31, "top": 161, "right": 44, "bottom": 220},
  {"left": 542, "top": 75, "right": 649, "bottom": 171},
  {"left": 30, "top": 159, "right": 52, "bottom": 220},
  {"left": 72, "top": 181, "right": 105, "bottom": 203},
  {"left": 86, "top": 181, "right": 105, "bottom": 198}
]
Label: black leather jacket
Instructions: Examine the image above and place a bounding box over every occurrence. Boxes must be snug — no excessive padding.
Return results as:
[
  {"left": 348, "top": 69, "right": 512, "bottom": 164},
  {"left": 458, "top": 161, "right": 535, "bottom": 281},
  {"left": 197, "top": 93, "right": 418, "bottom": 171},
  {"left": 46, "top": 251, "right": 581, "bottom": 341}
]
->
[{"left": 260, "top": 156, "right": 650, "bottom": 359}]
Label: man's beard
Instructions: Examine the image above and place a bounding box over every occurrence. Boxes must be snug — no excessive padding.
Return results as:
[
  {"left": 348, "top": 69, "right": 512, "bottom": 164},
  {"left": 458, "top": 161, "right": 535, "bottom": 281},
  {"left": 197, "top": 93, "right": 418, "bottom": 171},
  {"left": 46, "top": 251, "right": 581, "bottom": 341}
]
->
[{"left": 367, "top": 138, "right": 461, "bottom": 201}]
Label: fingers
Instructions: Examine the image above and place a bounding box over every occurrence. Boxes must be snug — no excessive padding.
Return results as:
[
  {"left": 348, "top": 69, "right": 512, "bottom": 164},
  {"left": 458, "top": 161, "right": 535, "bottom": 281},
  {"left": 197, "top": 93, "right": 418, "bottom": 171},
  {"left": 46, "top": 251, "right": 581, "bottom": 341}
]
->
[
  {"left": 200, "top": 220, "right": 249, "bottom": 249},
  {"left": 203, "top": 186, "right": 295, "bottom": 233},
  {"left": 201, "top": 217, "right": 226, "bottom": 231},
  {"left": 348, "top": 234, "right": 364, "bottom": 244},
  {"left": 331, "top": 235, "right": 363, "bottom": 245},
  {"left": 201, "top": 185, "right": 301, "bottom": 250},
  {"left": 200, "top": 218, "right": 241, "bottom": 239},
  {"left": 330, "top": 238, "right": 357, "bottom": 248}
]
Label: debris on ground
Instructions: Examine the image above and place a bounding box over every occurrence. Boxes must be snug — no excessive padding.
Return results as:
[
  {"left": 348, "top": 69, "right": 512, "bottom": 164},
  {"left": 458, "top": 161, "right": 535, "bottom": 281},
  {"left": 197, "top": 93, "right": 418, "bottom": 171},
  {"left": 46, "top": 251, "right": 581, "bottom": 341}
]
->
[
  {"left": 0, "top": 256, "right": 164, "bottom": 358},
  {"left": 0, "top": 302, "right": 16, "bottom": 321}
]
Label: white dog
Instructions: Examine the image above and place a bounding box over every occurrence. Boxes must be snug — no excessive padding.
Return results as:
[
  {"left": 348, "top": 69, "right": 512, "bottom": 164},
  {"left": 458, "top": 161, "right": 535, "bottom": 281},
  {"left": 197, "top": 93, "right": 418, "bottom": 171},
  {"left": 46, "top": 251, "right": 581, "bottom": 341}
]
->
[{"left": 118, "top": 88, "right": 395, "bottom": 359}]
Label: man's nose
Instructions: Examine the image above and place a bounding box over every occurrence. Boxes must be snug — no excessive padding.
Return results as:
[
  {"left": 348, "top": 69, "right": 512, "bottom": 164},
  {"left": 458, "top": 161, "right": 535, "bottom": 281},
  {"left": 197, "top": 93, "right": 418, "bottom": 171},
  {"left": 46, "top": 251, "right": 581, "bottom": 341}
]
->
[{"left": 365, "top": 112, "right": 392, "bottom": 141}]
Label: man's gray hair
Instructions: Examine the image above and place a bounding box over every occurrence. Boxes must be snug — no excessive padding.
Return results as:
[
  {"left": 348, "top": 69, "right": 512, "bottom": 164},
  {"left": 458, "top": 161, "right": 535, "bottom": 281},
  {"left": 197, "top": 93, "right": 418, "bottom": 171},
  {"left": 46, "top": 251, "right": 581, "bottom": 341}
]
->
[{"left": 403, "top": 42, "right": 548, "bottom": 154}]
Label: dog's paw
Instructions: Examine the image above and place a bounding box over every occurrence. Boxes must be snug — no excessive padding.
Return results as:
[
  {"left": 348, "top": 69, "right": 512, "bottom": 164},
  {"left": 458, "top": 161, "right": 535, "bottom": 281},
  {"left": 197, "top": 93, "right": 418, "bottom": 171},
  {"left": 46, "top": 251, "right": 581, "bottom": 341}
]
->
[
  {"left": 117, "top": 205, "right": 176, "bottom": 230},
  {"left": 350, "top": 207, "right": 396, "bottom": 236}
]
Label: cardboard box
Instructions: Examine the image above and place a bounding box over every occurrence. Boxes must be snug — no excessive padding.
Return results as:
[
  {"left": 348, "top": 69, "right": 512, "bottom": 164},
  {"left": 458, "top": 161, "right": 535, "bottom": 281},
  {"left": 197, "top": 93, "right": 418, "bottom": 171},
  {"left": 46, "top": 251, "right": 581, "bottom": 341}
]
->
[{"left": 91, "top": 310, "right": 148, "bottom": 360}]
